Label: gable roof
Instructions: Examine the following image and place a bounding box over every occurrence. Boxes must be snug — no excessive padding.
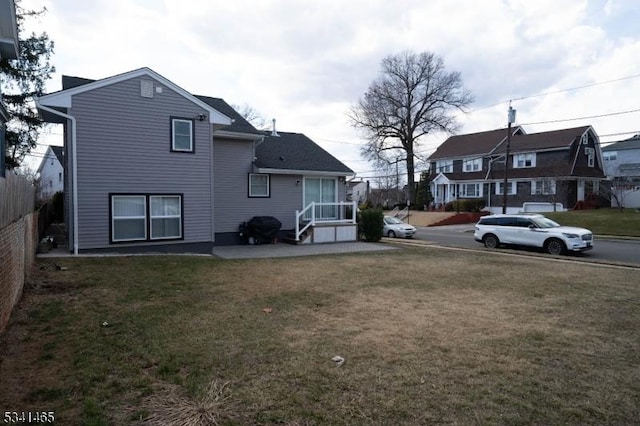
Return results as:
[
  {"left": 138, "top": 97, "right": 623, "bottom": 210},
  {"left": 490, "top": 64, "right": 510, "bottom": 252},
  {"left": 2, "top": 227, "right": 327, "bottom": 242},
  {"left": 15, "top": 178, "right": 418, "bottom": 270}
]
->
[
  {"left": 37, "top": 68, "right": 233, "bottom": 127},
  {"left": 429, "top": 125, "right": 593, "bottom": 160},
  {"left": 195, "top": 95, "right": 261, "bottom": 136},
  {"left": 493, "top": 126, "right": 592, "bottom": 155},
  {"left": 429, "top": 127, "right": 524, "bottom": 160},
  {"left": 602, "top": 134, "right": 640, "bottom": 151},
  {"left": 255, "top": 131, "right": 354, "bottom": 176},
  {"left": 36, "top": 145, "right": 65, "bottom": 174}
]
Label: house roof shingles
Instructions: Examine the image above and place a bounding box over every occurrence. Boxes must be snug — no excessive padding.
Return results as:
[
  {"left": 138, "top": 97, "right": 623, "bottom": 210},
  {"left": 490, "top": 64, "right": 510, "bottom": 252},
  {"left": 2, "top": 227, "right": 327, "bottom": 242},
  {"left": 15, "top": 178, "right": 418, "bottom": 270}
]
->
[
  {"left": 194, "top": 95, "right": 261, "bottom": 135},
  {"left": 255, "top": 131, "right": 354, "bottom": 175},
  {"left": 50, "top": 145, "right": 64, "bottom": 164},
  {"left": 430, "top": 125, "right": 592, "bottom": 161},
  {"left": 602, "top": 134, "right": 640, "bottom": 151}
]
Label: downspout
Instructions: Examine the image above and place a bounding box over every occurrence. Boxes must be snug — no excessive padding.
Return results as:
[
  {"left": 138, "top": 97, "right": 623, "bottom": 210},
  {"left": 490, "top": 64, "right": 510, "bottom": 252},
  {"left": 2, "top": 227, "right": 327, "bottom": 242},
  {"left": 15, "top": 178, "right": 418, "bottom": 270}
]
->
[{"left": 35, "top": 102, "right": 79, "bottom": 255}]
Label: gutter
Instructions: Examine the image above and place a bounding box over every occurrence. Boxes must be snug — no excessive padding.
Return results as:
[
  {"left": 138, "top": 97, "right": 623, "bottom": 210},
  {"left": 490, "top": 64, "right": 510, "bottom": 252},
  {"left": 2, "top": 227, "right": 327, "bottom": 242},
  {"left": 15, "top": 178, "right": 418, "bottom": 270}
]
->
[{"left": 35, "top": 102, "right": 79, "bottom": 255}]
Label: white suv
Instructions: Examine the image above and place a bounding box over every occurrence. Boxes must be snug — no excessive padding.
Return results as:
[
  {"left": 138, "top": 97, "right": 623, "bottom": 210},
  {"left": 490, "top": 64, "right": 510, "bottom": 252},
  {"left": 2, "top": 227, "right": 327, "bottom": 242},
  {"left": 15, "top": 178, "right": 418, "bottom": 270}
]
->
[{"left": 474, "top": 214, "right": 594, "bottom": 255}]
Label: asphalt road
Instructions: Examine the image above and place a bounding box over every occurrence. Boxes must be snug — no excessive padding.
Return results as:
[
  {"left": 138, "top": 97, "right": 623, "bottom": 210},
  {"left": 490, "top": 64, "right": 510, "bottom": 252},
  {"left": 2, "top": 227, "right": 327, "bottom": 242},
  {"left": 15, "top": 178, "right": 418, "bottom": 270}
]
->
[{"left": 412, "top": 225, "right": 640, "bottom": 266}]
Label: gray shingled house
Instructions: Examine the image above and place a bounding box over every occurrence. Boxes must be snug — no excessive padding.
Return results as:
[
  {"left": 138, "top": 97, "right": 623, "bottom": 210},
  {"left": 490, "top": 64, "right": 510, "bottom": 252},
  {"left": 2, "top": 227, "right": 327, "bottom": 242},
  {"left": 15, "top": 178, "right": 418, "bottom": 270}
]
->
[
  {"left": 427, "top": 125, "right": 606, "bottom": 213},
  {"left": 35, "top": 68, "right": 355, "bottom": 254},
  {"left": 601, "top": 134, "right": 640, "bottom": 208}
]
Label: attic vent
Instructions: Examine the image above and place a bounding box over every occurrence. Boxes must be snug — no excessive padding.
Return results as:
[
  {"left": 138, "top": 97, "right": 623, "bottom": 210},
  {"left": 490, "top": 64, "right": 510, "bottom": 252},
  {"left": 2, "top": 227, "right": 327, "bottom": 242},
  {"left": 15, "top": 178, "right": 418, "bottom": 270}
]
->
[{"left": 140, "top": 80, "right": 154, "bottom": 98}]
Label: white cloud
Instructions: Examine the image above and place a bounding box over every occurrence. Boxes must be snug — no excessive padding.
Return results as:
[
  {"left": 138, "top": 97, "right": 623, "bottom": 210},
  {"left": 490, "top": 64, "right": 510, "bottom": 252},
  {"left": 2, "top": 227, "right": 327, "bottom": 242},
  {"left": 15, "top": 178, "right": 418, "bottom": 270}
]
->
[{"left": 17, "top": 0, "right": 640, "bottom": 178}]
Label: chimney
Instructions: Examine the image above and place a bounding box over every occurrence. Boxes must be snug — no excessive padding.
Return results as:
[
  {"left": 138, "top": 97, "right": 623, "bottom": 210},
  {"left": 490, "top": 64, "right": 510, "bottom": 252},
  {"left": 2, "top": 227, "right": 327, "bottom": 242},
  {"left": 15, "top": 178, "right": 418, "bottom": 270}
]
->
[{"left": 271, "top": 118, "right": 279, "bottom": 137}]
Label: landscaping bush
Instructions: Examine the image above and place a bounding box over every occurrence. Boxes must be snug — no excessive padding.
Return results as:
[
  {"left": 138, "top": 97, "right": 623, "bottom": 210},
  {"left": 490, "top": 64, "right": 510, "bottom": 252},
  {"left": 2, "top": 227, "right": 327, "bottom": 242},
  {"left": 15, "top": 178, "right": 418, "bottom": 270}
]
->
[
  {"left": 358, "top": 208, "right": 383, "bottom": 242},
  {"left": 444, "top": 198, "right": 486, "bottom": 212}
]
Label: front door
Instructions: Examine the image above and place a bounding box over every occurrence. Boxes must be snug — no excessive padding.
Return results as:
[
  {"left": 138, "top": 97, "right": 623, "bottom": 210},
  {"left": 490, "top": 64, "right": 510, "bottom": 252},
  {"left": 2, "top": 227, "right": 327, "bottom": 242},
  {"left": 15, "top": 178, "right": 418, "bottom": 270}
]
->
[{"left": 304, "top": 177, "right": 337, "bottom": 219}]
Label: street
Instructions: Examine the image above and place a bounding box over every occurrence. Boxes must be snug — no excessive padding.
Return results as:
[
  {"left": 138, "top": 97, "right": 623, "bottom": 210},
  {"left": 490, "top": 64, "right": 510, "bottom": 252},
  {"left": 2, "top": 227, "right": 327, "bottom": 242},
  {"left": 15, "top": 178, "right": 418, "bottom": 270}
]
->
[{"left": 412, "top": 225, "right": 640, "bottom": 266}]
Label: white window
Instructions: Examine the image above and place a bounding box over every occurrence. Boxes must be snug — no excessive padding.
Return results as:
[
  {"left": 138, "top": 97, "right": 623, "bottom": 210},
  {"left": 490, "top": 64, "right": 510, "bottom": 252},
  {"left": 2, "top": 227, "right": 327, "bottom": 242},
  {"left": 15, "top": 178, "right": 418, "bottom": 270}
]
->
[
  {"left": 150, "top": 196, "right": 182, "bottom": 240},
  {"left": 532, "top": 180, "right": 556, "bottom": 195},
  {"left": 112, "top": 195, "right": 147, "bottom": 242},
  {"left": 436, "top": 160, "right": 453, "bottom": 173},
  {"left": 249, "top": 173, "right": 270, "bottom": 197},
  {"left": 463, "top": 158, "right": 482, "bottom": 172},
  {"left": 171, "top": 118, "right": 194, "bottom": 152},
  {"left": 603, "top": 151, "right": 617, "bottom": 162},
  {"left": 459, "top": 183, "right": 482, "bottom": 198},
  {"left": 496, "top": 181, "right": 516, "bottom": 195},
  {"left": 513, "top": 153, "right": 536, "bottom": 168}
]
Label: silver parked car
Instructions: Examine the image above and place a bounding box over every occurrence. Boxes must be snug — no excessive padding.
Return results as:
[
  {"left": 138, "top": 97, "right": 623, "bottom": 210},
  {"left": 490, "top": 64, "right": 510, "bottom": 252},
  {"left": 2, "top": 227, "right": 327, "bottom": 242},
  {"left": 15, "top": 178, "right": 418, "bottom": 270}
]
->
[
  {"left": 474, "top": 213, "right": 593, "bottom": 255},
  {"left": 383, "top": 216, "right": 416, "bottom": 238}
]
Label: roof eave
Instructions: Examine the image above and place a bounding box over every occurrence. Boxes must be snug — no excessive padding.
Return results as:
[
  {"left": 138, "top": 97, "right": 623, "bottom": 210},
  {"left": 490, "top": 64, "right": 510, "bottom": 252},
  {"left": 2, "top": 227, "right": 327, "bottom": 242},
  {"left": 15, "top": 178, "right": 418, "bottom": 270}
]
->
[
  {"left": 213, "top": 130, "right": 264, "bottom": 141},
  {"left": 256, "top": 167, "right": 354, "bottom": 177}
]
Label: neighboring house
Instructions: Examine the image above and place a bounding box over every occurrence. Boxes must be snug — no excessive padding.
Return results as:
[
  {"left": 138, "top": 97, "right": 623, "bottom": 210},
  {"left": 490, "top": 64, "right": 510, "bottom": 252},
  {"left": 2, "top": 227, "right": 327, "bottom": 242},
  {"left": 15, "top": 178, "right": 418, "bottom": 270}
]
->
[
  {"left": 601, "top": 134, "right": 640, "bottom": 208},
  {"left": 0, "top": 0, "right": 19, "bottom": 177},
  {"left": 35, "top": 68, "right": 355, "bottom": 254},
  {"left": 428, "top": 126, "right": 606, "bottom": 213},
  {"left": 346, "top": 180, "right": 368, "bottom": 204},
  {"left": 36, "top": 145, "right": 64, "bottom": 199}
]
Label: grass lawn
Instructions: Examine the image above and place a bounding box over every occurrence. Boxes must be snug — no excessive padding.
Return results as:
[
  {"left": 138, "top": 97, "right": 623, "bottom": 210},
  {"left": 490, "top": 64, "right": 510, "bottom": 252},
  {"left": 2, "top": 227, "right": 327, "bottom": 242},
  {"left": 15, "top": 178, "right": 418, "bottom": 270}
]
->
[
  {"left": 544, "top": 208, "right": 640, "bottom": 237},
  {"left": 1, "top": 249, "right": 639, "bottom": 425}
]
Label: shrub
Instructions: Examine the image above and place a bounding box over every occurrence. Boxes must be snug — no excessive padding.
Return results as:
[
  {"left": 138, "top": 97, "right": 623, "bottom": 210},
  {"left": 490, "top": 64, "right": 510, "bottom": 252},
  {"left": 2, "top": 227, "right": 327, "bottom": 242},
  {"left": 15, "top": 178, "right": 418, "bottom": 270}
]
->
[
  {"left": 358, "top": 208, "right": 383, "bottom": 242},
  {"left": 444, "top": 198, "right": 486, "bottom": 212}
]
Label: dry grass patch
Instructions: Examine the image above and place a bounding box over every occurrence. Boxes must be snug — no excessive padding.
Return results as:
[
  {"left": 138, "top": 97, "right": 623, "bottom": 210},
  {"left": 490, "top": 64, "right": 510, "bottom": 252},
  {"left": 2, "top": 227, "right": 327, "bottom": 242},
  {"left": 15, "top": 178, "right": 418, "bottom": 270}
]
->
[{"left": 0, "top": 250, "right": 639, "bottom": 424}]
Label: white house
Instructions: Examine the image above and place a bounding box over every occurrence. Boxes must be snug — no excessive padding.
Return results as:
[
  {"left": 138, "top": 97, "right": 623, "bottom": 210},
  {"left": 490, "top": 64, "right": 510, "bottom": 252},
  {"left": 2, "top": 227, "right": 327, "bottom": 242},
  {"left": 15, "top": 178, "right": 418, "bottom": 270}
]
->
[{"left": 37, "top": 145, "right": 64, "bottom": 199}]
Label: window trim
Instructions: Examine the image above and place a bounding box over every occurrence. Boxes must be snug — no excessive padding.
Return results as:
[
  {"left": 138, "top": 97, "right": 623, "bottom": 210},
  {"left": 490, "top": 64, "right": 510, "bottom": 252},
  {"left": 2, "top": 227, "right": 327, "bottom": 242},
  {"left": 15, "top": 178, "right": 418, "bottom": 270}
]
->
[
  {"left": 109, "top": 193, "right": 184, "bottom": 244},
  {"left": 531, "top": 180, "right": 556, "bottom": 195},
  {"left": 463, "top": 158, "right": 482, "bottom": 172},
  {"left": 513, "top": 153, "right": 536, "bottom": 168},
  {"left": 436, "top": 159, "right": 453, "bottom": 173},
  {"left": 459, "top": 182, "right": 483, "bottom": 198},
  {"left": 111, "top": 195, "right": 148, "bottom": 243},
  {"left": 170, "top": 117, "right": 195, "bottom": 153},
  {"left": 248, "top": 173, "right": 270, "bottom": 197},
  {"left": 495, "top": 181, "right": 516, "bottom": 195},
  {"left": 150, "top": 195, "right": 183, "bottom": 240}
]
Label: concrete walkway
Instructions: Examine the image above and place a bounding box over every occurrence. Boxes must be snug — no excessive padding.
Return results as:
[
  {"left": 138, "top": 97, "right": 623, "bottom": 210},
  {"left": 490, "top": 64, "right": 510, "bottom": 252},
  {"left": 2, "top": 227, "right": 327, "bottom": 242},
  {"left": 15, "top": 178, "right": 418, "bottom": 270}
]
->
[{"left": 211, "top": 241, "right": 397, "bottom": 259}]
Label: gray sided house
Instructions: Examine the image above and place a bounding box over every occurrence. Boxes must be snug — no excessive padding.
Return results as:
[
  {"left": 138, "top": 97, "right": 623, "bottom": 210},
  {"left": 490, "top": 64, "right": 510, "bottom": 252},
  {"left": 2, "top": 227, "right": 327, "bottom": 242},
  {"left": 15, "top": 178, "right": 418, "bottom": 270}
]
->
[
  {"left": 428, "top": 126, "right": 606, "bottom": 213},
  {"left": 602, "top": 134, "right": 640, "bottom": 208},
  {"left": 36, "top": 68, "right": 354, "bottom": 253}
]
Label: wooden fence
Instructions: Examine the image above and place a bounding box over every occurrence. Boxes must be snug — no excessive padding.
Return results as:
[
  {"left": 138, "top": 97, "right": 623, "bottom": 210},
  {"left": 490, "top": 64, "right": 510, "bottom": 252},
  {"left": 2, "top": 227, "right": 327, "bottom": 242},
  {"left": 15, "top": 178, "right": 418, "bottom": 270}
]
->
[{"left": 0, "top": 172, "right": 35, "bottom": 229}]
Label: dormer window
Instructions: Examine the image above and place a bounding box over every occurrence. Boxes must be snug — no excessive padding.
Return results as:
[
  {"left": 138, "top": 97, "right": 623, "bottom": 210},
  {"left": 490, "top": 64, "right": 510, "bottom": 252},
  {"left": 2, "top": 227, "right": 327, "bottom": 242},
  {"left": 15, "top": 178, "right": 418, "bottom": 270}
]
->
[{"left": 171, "top": 117, "right": 194, "bottom": 153}]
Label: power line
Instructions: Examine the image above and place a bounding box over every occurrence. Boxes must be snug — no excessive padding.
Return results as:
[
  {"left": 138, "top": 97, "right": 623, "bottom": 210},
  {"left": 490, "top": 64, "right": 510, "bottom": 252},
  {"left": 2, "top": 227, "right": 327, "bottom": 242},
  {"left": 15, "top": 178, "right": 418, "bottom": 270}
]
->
[
  {"left": 468, "top": 72, "right": 640, "bottom": 113},
  {"left": 519, "top": 107, "right": 640, "bottom": 126}
]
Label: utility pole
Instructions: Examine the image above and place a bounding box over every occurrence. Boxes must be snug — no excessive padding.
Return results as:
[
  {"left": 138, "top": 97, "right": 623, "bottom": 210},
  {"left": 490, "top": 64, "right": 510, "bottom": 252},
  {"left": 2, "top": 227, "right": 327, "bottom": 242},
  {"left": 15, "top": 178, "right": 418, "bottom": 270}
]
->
[{"left": 502, "top": 105, "right": 516, "bottom": 214}]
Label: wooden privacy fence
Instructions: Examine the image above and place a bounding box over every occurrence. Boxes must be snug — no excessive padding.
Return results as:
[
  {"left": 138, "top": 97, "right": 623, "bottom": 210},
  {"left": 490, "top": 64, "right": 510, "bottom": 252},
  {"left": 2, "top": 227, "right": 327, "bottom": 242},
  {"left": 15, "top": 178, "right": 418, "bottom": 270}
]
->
[{"left": 0, "top": 172, "right": 35, "bottom": 228}]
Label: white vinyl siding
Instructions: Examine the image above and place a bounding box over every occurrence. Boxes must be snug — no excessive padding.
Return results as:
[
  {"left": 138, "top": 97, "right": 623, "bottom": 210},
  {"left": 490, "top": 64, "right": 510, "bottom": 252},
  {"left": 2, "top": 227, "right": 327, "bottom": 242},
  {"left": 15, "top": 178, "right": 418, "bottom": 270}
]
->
[
  {"left": 513, "top": 153, "right": 536, "bottom": 168},
  {"left": 171, "top": 118, "right": 194, "bottom": 152},
  {"left": 112, "top": 195, "right": 147, "bottom": 242},
  {"left": 249, "top": 173, "right": 270, "bottom": 197},
  {"left": 150, "top": 196, "right": 182, "bottom": 239}
]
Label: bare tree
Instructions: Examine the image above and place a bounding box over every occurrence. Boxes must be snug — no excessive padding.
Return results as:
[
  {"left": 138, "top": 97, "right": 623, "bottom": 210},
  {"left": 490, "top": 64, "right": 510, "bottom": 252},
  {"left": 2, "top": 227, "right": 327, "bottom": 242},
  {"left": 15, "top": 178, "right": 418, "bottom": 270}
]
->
[
  {"left": 350, "top": 51, "right": 473, "bottom": 202},
  {"left": 232, "top": 103, "right": 267, "bottom": 130},
  {"left": 598, "top": 176, "right": 640, "bottom": 211}
]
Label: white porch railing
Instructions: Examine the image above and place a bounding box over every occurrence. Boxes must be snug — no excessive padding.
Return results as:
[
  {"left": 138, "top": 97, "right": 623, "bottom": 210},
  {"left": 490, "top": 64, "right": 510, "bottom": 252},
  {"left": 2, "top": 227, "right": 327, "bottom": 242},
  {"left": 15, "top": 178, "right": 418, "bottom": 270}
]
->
[{"left": 295, "top": 201, "right": 357, "bottom": 242}]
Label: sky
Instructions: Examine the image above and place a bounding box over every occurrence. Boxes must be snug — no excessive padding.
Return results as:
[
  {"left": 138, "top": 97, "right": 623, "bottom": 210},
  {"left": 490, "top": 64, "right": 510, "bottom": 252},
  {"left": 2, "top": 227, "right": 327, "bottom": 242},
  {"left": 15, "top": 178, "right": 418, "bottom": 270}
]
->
[{"left": 19, "top": 0, "right": 640, "bottom": 183}]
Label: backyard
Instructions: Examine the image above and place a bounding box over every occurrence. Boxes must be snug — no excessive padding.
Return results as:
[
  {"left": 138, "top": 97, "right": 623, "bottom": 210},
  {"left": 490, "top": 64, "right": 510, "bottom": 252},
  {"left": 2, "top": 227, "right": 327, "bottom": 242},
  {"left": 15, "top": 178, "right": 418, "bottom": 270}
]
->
[{"left": 0, "top": 248, "right": 639, "bottom": 425}]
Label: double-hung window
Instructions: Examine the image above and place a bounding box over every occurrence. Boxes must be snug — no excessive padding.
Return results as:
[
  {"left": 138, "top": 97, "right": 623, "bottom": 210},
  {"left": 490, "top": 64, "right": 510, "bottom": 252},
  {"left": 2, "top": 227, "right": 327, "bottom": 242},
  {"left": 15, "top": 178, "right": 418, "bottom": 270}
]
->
[
  {"left": 459, "top": 183, "right": 482, "bottom": 198},
  {"left": 603, "top": 151, "right": 617, "bottom": 162},
  {"left": 436, "top": 160, "right": 453, "bottom": 173},
  {"left": 112, "top": 195, "right": 147, "bottom": 242},
  {"left": 463, "top": 158, "right": 482, "bottom": 172},
  {"left": 496, "top": 181, "right": 516, "bottom": 195},
  {"left": 171, "top": 118, "right": 194, "bottom": 152},
  {"left": 249, "top": 173, "right": 270, "bottom": 197},
  {"left": 111, "top": 194, "right": 183, "bottom": 243},
  {"left": 513, "top": 153, "right": 535, "bottom": 168},
  {"left": 150, "top": 196, "right": 182, "bottom": 239},
  {"left": 532, "top": 180, "right": 556, "bottom": 195}
]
